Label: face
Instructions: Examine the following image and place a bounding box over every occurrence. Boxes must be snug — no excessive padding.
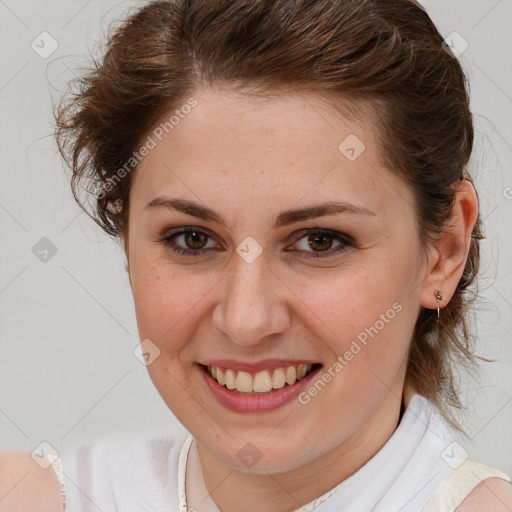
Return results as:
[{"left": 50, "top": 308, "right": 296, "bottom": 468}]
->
[{"left": 126, "top": 86, "right": 430, "bottom": 474}]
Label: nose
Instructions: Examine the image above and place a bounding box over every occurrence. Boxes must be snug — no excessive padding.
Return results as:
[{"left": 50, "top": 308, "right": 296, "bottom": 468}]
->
[{"left": 211, "top": 253, "right": 290, "bottom": 347}]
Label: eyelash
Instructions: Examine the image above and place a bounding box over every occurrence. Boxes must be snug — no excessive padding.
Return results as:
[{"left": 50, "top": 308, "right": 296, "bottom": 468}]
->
[{"left": 156, "top": 226, "right": 354, "bottom": 259}]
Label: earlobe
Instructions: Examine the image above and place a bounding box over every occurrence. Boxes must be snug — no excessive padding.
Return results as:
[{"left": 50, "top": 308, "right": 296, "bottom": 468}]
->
[{"left": 419, "top": 179, "right": 479, "bottom": 312}]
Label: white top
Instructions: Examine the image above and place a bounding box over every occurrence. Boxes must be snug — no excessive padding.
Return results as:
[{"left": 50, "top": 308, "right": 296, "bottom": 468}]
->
[{"left": 57, "top": 395, "right": 510, "bottom": 511}]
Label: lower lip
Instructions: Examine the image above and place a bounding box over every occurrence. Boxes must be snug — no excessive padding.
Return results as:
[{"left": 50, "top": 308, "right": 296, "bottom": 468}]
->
[{"left": 199, "top": 364, "right": 322, "bottom": 413}]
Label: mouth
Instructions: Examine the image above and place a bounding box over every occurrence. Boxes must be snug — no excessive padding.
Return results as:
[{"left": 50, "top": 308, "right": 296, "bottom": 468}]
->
[
  {"left": 198, "top": 359, "right": 324, "bottom": 412},
  {"left": 201, "top": 362, "right": 322, "bottom": 394}
]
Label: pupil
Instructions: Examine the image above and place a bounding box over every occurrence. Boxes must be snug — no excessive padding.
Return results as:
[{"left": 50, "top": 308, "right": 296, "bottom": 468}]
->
[
  {"left": 308, "top": 234, "right": 332, "bottom": 252},
  {"left": 185, "top": 231, "right": 207, "bottom": 249}
]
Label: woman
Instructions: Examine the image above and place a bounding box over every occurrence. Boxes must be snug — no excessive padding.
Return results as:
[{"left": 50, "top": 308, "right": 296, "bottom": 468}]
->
[{"left": 1, "top": 0, "right": 510, "bottom": 510}]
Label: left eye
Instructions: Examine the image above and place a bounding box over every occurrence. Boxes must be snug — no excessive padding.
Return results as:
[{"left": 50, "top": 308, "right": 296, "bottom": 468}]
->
[
  {"left": 298, "top": 233, "right": 340, "bottom": 252},
  {"left": 157, "top": 227, "right": 353, "bottom": 259},
  {"left": 286, "top": 228, "right": 353, "bottom": 259}
]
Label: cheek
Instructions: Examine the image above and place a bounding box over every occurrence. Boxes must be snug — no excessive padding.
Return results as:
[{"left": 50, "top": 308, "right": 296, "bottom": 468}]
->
[
  {"left": 292, "top": 266, "right": 416, "bottom": 423},
  {"left": 129, "top": 258, "right": 217, "bottom": 349},
  {"left": 290, "top": 264, "right": 398, "bottom": 341},
  {"left": 291, "top": 257, "right": 417, "bottom": 375}
]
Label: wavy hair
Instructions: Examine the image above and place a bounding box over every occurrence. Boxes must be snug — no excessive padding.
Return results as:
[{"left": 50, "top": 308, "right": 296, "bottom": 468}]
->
[{"left": 55, "top": 0, "right": 483, "bottom": 431}]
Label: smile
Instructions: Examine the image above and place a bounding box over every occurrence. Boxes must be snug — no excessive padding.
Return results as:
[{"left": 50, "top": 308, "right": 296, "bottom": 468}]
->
[
  {"left": 198, "top": 361, "right": 323, "bottom": 413},
  {"left": 205, "top": 363, "right": 317, "bottom": 393}
]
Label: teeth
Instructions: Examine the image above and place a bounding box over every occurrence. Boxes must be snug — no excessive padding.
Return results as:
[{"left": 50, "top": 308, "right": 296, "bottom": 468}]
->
[
  {"left": 285, "top": 366, "right": 297, "bottom": 385},
  {"left": 253, "top": 370, "right": 272, "bottom": 392},
  {"left": 297, "top": 363, "right": 308, "bottom": 380},
  {"left": 225, "top": 369, "right": 236, "bottom": 390},
  {"left": 235, "top": 371, "right": 253, "bottom": 392},
  {"left": 206, "top": 364, "right": 313, "bottom": 393},
  {"left": 216, "top": 367, "right": 225, "bottom": 386},
  {"left": 272, "top": 367, "right": 286, "bottom": 389}
]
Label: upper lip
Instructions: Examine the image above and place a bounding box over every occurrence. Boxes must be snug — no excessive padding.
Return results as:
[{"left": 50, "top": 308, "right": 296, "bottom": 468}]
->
[{"left": 199, "top": 359, "right": 320, "bottom": 373}]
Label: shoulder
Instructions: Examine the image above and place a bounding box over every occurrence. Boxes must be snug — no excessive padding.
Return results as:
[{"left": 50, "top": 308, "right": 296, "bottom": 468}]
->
[
  {"left": 455, "top": 477, "right": 512, "bottom": 511},
  {"left": 422, "top": 459, "right": 512, "bottom": 512},
  {"left": 0, "top": 450, "right": 63, "bottom": 512}
]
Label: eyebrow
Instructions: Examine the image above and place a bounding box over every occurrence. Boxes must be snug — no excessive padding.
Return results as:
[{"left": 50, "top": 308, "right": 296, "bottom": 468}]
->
[{"left": 144, "top": 196, "right": 376, "bottom": 229}]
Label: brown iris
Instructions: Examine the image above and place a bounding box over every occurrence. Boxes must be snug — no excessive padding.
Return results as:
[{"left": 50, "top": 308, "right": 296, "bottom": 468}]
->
[
  {"left": 308, "top": 234, "right": 333, "bottom": 252},
  {"left": 184, "top": 231, "right": 208, "bottom": 249}
]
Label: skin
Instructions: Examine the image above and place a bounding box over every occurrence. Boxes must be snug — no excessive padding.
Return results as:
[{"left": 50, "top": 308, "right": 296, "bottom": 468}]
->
[
  {"left": 0, "top": 89, "right": 508, "bottom": 512},
  {"left": 0, "top": 451, "right": 63, "bottom": 512},
  {"left": 123, "top": 85, "right": 485, "bottom": 511},
  {"left": 457, "top": 479, "right": 512, "bottom": 511}
]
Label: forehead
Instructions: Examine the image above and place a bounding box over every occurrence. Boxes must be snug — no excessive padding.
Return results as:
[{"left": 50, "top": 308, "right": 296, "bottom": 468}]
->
[{"left": 130, "top": 87, "right": 413, "bottom": 219}]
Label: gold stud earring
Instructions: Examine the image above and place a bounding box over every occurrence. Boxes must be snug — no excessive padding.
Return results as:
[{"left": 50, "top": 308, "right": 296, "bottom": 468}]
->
[{"left": 434, "top": 289, "right": 443, "bottom": 320}]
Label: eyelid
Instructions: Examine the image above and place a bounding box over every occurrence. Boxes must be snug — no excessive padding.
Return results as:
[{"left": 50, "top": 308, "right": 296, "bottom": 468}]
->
[
  {"left": 158, "top": 225, "right": 218, "bottom": 239},
  {"left": 157, "top": 225, "right": 354, "bottom": 258},
  {"left": 287, "top": 227, "right": 355, "bottom": 245},
  {"left": 157, "top": 226, "right": 223, "bottom": 249},
  {"left": 158, "top": 226, "right": 354, "bottom": 243}
]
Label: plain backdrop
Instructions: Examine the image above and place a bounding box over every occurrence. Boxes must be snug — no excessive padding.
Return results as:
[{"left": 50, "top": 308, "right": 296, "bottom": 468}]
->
[{"left": 0, "top": 0, "right": 511, "bottom": 476}]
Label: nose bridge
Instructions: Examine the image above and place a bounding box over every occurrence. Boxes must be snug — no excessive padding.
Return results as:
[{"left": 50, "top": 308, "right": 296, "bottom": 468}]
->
[{"left": 212, "top": 252, "right": 289, "bottom": 345}]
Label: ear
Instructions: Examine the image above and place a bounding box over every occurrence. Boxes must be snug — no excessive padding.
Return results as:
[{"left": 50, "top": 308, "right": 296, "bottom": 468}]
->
[
  {"left": 122, "top": 235, "right": 131, "bottom": 287},
  {"left": 419, "top": 179, "right": 479, "bottom": 311},
  {"left": 124, "top": 246, "right": 131, "bottom": 288},
  {"left": 126, "top": 263, "right": 132, "bottom": 287}
]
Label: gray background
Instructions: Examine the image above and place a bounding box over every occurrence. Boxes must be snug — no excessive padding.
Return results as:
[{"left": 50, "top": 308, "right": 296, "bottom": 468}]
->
[{"left": 0, "top": 0, "right": 511, "bottom": 475}]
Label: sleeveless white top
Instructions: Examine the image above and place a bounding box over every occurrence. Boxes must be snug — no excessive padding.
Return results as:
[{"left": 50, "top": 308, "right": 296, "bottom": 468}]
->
[{"left": 55, "top": 395, "right": 510, "bottom": 511}]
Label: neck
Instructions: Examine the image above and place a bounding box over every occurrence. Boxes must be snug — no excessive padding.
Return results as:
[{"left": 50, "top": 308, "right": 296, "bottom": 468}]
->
[{"left": 196, "top": 391, "right": 403, "bottom": 512}]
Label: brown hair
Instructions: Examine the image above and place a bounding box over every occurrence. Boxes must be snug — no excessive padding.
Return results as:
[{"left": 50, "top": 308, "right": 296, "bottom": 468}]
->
[{"left": 55, "top": 0, "right": 483, "bottom": 431}]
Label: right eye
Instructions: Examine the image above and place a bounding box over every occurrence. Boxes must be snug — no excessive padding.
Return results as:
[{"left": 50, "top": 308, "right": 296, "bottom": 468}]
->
[{"left": 157, "top": 227, "right": 221, "bottom": 257}]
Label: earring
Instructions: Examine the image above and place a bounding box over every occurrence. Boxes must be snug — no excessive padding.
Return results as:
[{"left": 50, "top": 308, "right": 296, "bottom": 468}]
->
[{"left": 434, "top": 289, "right": 443, "bottom": 320}]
